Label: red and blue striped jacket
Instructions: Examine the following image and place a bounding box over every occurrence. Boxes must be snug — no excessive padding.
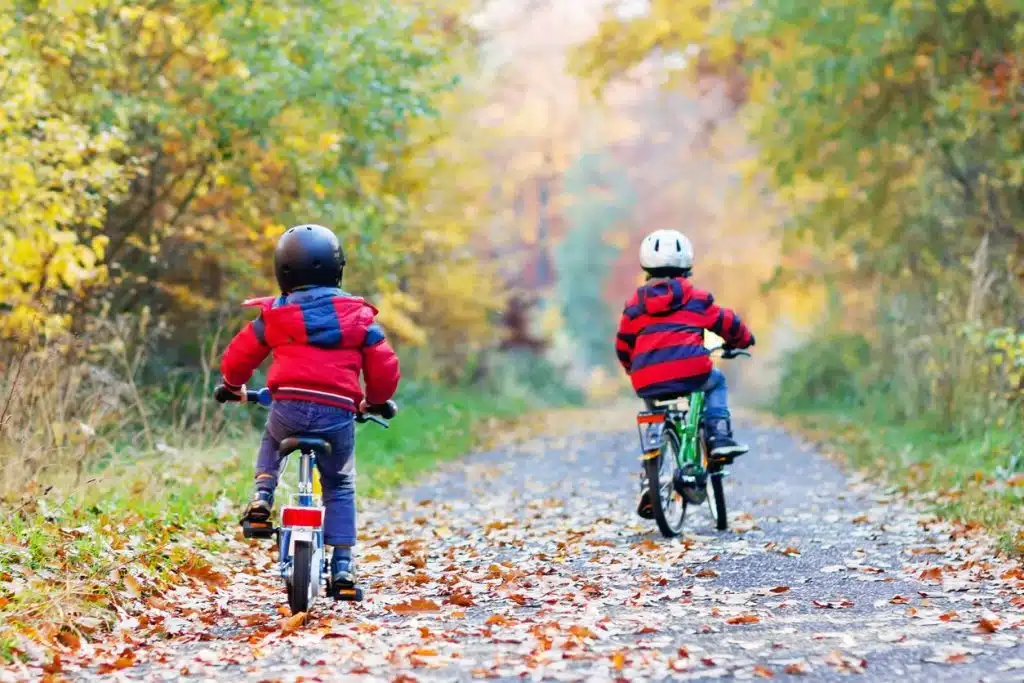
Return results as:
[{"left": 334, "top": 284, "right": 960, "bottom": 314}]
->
[
  {"left": 220, "top": 286, "right": 400, "bottom": 411},
  {"left": 615, "top": 277, "right": 753, "bottom": 398}
]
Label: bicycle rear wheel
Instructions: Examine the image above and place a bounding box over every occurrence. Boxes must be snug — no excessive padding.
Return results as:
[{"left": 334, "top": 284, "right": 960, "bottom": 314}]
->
[
  {"left": 288, "top": 540, "right": 314, "bottom": 615},
  {"left": 645, "top": 428, "right": 685, "bottom": 537}
]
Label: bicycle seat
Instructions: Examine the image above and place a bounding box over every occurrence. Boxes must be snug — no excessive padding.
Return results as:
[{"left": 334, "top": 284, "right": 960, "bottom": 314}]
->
[{"left": 278, "top": 436, "right": 332, "bottom": 458}]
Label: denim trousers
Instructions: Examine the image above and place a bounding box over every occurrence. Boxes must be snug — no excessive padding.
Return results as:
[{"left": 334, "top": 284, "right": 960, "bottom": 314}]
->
[{"left": 254, "top": 400, "right": 356, "bottom": 546}]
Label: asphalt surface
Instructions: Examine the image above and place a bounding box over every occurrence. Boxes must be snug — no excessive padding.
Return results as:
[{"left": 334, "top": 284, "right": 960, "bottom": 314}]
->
[{"left": 33, "top": 410, "right": 1024, "bottom": 682}]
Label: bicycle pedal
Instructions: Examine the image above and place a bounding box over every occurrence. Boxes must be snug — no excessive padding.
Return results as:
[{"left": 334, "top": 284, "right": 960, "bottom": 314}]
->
[
  {"left": 332, "top": 586, "right": 363, "bottom": 602},
  {"left": 241, "top": 520, "right": 276, "bottom": 539}
]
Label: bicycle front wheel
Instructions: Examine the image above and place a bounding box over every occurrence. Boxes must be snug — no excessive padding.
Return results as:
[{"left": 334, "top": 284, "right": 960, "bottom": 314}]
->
[{"left": 645, "top": 428, "right": 685, "bottom": 537}]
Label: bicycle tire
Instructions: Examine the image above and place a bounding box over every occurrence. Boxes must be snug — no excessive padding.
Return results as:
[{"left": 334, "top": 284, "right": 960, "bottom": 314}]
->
[
  {"left": 288, "top": 540, "right": 313, "bottom": 615},
  {"left": 645, "top": 428, "right": 685, "bottom": 538},
  {"left": 701, "top": 429, "right": 728, "bottom": 530}
]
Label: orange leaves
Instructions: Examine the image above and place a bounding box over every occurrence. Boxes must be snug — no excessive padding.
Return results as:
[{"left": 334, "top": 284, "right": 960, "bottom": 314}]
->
[
  {"left": 181, "top": 556, "right": 228, "bottom": 589},
  {"left": 280, "top": 612, "right": 307, "bottom": 634},
  {"left": 387, "top": 599, "right": 441, "bottom": 615},
  {"left": 97, "top": 648, "right": 137, "bottom": 673},
  {"left": 726, "top": 613, "right": 760, "bottom": 625}
]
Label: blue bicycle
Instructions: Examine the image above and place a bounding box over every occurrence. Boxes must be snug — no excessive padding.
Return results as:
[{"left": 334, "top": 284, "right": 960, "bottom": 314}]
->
[{"left": 216, "top": 386, "right": 394, "bottom": 614}]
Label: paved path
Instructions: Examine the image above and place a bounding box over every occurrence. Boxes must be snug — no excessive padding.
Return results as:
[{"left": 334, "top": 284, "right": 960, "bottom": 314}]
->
[{"left": 27, "top": 410, "right": 1024, "bottom": 681}]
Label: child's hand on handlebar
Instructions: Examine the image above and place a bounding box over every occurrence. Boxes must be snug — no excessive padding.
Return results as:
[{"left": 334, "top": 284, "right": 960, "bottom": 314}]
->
[{"left": 214, "top": 382, "right": 245, "bottom": 403}]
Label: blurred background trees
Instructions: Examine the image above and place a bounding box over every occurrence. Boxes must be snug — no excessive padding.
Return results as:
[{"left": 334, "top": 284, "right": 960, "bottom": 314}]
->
[{"left": 2, "top": 0, "right": 1020, "bottom": 491}]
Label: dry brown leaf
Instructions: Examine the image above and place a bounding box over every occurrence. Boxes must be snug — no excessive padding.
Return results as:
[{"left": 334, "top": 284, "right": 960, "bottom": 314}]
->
[
  {"left": 889, "top": 595, "right": 909, "bottom": 604},
  {"left": 727, "top": 613, "right": 760, "bottom": 625},
  {"left": 123, "top": 574, "right": 142, "bottom": 599},
  {"left": 388, "top": 598, "right": 440, "bottom": 614},
  {"left": 281, "top": 612, "right": 307, "bottom": 634},
  {"left": 784, "top": 662, "right": 807, "bottom": 675},
  {"left": 632, "top": 539, "right": 658, "bottom": 552},
  {"left": 769, "top": 586, "right": 790, "bottom": 594},
  {"left": 753, "top": 664, "right": 774, "bottom": 678},
  {"left": 919, "top": 566, "right": 943, "bottom": 582},
  {"left": 447, "top": 590, "right": 475, "bottom": 607},
  {"left": 939, "top": 611, "right": 960, "bottom": 622},
  {"left": 695, "top": 568, "right": 719, "bottom": 578},
  {"left": 976, "top": 617, "right": 999, "bottom": 633},
  {"left": 567, "top": 625, "right": 597, "bottom": 639},
  {"left": 611, "top": 651, "right": 626, "bottom": 670},
  {"left": 42, "top": 655, "right": 62, "bottom": 675},
  {"left": 946, "top": 652, "right": 970, "bottom": 664},
  {"left": 485, "top": 614, "right": 512, "bottom": 627},
  {"left": 182, "top": 558, "right": 229, "bottom": 588},
  {"left": 97, "top": 649, "right": 136, "bottom": 673},
  {"left": 55, "top": 630, "right": 81, "bottom": 651},
  {"left": 780, "top": 546, "right": 800, "bottom": 557}
]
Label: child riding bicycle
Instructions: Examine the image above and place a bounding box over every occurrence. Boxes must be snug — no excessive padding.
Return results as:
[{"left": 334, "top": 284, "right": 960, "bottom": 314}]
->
[
  {"left": 218, "top": 224, "right": 400, "bottom": 593},
  {"left": 615, "top": 230, "right": 754, "bottom": 515}
]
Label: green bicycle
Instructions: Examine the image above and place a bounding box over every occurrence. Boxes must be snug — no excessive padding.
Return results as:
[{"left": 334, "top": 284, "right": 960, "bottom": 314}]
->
[{"left": 635, "top": 346, "right": 750, "bottom": 537}]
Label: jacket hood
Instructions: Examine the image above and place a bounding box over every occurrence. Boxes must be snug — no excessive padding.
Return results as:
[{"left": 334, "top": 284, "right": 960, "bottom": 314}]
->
[{"left": 636, "top": 277, "right": 693, "bottom": 316}]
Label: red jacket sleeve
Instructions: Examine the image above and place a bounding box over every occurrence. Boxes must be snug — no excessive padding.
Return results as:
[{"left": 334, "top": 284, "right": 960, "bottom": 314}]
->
[
  {"left": 615, "top": 296, "right": 640, "bottom": 373},
  {"left": 362, "top": 323, "right": 400, "bottom": 404},
  {"left": 220, "top": 316, "right": 272, "bottom": 388},
  {"left": 703, "top": 296, "right": 753, "bottom": 348}
]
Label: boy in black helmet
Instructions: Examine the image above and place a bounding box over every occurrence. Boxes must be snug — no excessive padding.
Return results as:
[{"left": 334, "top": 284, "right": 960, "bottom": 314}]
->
[{"left": 219, "top": 224, "right": 400, "bottom": 592}]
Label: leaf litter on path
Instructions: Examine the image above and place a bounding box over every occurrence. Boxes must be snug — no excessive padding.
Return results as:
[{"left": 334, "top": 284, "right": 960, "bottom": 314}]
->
[{"left": 4, "top": 412, "right": 1023, "bottom": 682}]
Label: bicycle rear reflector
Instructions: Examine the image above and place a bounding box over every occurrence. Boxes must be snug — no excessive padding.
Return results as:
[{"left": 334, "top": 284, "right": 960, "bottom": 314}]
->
[
  {"left": 281, "top": 506, "right": 324, "bottom": 528},
  {"left": 636, "top": 411, "right": 666, "bottom": 455}
]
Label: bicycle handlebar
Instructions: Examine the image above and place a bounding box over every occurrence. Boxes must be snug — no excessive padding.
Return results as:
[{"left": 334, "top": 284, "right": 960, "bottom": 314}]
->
[
  {"left": 213, "top": 385, "right": 397, "bottom": 428},
  {"left": 708, "top": 345, "right": 752, "bottom": 360}
]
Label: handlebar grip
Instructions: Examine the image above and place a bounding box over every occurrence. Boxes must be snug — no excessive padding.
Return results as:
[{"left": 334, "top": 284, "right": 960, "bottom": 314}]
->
[
  {"left": 214, "top": 385, "right": 240, "bottom": 403},
  {"left": 367, "top": 400, "right": 398, "bottom": 419}
]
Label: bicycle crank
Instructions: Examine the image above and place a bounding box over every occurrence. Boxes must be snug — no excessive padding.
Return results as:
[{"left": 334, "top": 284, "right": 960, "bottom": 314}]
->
[{"left": 674, "top": 463, "right": 708, "bottom": 505}]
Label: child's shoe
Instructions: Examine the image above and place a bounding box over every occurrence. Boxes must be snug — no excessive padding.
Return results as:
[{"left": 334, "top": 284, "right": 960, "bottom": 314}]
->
[
  {"left": 330, "top": 551, "right": 356, "bottom": 589},
  {"left": 240, "top": 487, "right": 274, "bottom": 525},
  {"left": 706, "top": 418, "right": 749, "bottom": 459}
]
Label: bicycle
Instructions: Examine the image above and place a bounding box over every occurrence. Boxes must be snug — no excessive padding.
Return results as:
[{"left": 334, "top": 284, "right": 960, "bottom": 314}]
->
[
  {"left": 634, "top": 346, "right": 750, "bottom": 537},
  {"left": 214, "top": 385, "right": 396, "bottom": 615}
]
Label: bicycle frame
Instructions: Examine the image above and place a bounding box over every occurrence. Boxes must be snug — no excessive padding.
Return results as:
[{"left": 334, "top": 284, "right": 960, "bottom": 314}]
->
[{"left": 637, "top": 391, "right": 705, "bottom": 465}]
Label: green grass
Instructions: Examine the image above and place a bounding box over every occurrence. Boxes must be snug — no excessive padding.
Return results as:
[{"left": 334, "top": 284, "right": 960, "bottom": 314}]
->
[
  {"left": 0, "top": 384, "right": 528, "bottom": 662},
  {"left": 780, "top": 405, "right": 1023, "bottom": 555}
]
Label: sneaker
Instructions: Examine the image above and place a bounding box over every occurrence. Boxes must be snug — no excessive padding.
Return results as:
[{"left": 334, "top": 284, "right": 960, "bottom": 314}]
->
[
  {"left": 706, "top": 418, "right": 749, "bottom": 459},
  {"left": 240, "top": 488, "right": 274, "bottom": 525},
  {"left": 330, "top": 553, "right": 357, "bottom": 589}
]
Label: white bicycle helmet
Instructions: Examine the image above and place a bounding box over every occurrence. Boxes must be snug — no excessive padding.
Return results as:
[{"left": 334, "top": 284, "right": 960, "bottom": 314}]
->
[{"left": 639, "top": 229, "right": 694, "bottom": 272}]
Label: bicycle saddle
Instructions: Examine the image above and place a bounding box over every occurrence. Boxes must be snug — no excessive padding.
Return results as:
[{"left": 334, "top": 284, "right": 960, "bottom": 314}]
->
[{"left": 278, "top": 436, "right": 332, "bottom": 457}]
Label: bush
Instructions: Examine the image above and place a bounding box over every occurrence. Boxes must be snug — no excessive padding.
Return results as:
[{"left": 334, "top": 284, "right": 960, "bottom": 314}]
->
[{"left": 775, "top": 332, "right": 872, "bottom": 411}]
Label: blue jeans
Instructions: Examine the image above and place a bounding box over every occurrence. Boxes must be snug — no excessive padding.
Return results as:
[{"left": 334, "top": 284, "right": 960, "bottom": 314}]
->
[
  {"left": 254, "top": 400, "right": 356, "bottom": 547},
  {"left": 701, "top": 368, "right": 730, "bottom": 420}
]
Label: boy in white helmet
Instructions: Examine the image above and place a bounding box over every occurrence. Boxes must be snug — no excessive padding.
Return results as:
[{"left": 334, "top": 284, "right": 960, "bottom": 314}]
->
[{"left": 615, "top": 230, "right": 755, "bottom": 514}]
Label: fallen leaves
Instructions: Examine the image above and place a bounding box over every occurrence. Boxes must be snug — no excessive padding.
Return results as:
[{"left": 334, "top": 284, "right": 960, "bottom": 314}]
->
[
  {"left": 280, "top": 612, "right": 307, "bottom": 634},
  {"left": 812, "top": 599, "right": 855, "bottom": 609},
  {"left": 769, "top": 585, "right": 790, "bottom": 594},
  {"left": 726, "top": 613, "right": 760, "bottom": 625},
  {"left": 387, "top": 598, "right": 441, "bottom": 615},
  {"left": 976, "top": 617, "right": 999, "bottom": 633},
  {"left": 823, "top": 650, "right": 866, "bottom": 673},
  {"left": 753, "top": 664, "right": 774, "bottom": 678},
  {"left": 97, "top": 648, "right": 137, "bottom": 673}
]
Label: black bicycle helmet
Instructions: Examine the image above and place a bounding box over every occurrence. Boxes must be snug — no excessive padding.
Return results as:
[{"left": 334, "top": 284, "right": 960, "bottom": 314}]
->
[{"left": 274, "top": 224, "right": 345, "bottom": 293}]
